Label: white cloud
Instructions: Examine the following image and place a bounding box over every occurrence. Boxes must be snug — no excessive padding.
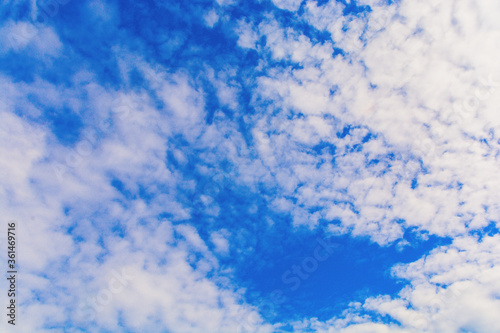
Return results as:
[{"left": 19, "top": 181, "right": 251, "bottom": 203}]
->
[
  {"left": 235, "top": 19, "right": 259, "bottom": 49},
  {"left": 87, "top": 0, "right": 116, "bottom": 22},
  {"left": 204, "top": 9, "right": 220, "bottom": 28},
  {"left": 0, "top": 21, "right": 63, "bottom": 56},
  {"left": 215, "top": 0, "right": 238, "bottom": 7},
  {"left": 2, "top": 0, "right": 500, "bottom": 331},
  {"left": 271, "top": 0, "right": 303, "bottom": 12},
  {"left": 229, "top": 0, "right": 500, "bottom": 248},
  {"left": 210, "top": 229, "right": 230, "bottom": 255}
]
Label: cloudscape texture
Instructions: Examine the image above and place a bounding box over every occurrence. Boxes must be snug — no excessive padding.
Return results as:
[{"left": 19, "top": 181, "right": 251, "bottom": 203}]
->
[{"left": 1, "top": 0, "right": 500, "bottom": 332}]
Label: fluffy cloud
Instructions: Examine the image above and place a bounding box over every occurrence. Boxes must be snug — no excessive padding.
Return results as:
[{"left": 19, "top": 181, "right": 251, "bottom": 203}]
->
[{"left": 1, "top": 0, "right": 499, "bottom": 332}]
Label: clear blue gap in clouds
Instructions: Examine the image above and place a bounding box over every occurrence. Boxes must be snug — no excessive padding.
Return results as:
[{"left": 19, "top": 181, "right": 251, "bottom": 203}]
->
[
  {"left": 44, "top": 105, "right": 84, "bottom": 145},
  {"left": 243, "top": 232, "right": 451, "bottom": 323}
]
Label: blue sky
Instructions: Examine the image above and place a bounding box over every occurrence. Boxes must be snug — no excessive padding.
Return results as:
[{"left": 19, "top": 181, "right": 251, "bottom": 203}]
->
[{"left": 1, "top": 0, "right": 500, "bottom": 332}]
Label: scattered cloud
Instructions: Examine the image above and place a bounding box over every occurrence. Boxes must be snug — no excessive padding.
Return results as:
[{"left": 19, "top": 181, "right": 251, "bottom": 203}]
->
[{"left": 0, "top": 0, "right": 499, "bottom": 332}]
